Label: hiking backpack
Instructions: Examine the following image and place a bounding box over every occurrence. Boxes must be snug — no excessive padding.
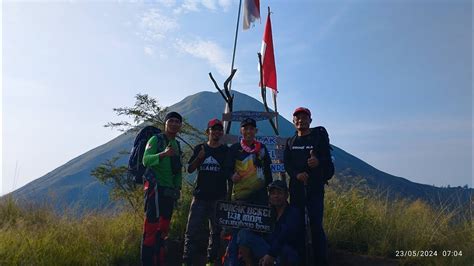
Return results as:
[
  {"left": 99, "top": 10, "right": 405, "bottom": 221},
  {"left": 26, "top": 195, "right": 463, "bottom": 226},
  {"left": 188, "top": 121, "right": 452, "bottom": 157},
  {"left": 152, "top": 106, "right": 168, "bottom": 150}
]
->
[
  {"left": 128, "top": 125, "right": 162, "bottom": 184},
  {"left": 287, "top": 126, "right": 335, "bottom": 182}
]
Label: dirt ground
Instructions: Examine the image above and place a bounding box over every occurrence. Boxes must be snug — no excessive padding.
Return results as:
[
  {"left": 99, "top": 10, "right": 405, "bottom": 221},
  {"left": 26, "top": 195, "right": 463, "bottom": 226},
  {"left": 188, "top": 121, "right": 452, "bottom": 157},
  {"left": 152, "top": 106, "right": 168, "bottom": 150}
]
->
[{"left": 166, "top": 240, "right": 399, "bottom": 266}]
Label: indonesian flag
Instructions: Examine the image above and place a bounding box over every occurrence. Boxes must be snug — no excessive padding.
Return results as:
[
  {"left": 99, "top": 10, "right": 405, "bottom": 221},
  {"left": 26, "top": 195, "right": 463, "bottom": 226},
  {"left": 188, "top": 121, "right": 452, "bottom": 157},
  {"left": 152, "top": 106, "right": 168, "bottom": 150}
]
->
[
  {"left": 260, "top": 13, "right": 277, "bottom": 92},
  {"left": 243, "top": 0, "right": 260, "bottom": 30}
]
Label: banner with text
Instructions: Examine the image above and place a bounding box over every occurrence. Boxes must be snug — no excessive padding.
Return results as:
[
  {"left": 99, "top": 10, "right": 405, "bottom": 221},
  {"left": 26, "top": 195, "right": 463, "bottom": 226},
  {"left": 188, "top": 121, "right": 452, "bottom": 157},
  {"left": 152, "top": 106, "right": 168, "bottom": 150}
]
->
[{"left": 216, "top": 201, "right": 274, "bottom": 233}]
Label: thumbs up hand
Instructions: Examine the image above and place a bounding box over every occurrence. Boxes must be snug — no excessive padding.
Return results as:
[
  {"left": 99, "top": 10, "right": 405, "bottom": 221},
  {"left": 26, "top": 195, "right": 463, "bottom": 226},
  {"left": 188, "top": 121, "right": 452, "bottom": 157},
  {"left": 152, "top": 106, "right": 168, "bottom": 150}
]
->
[
  {"left": 231, "top": 172, "right": 242, "bottom": 183},
  {"left": 307, "top": 149, "right": 319, "bottom": 168},
  {"left": 161, "top": 143, "right": 175, "bottom": 157},
  {"left": 197, "top": 144, "right": 206, "bottom": 160}
]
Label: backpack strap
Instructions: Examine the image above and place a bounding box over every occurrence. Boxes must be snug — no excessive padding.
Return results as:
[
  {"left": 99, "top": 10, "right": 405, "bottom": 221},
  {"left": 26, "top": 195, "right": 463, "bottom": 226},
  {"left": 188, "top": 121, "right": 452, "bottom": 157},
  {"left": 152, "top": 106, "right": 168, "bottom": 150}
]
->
[
  {"left": 287, "top": 127, "right": 334, "bottom": 183},
  {"left": 158, "top": 133, "right": 181, "bottom": 156},
  {"left": 155, "top": 133, "right": 166, "bottom": 152},
  {"left": 287, "top": 128, "right": 329, "bottom": 150},
  {"left": 160, "top": 133, "right": 183, "bottom": 182},
  {"left": 287, "top": 134, "right": 297, "bottom": 151},
  {"left": 144, "top": 134, "right": 166, "bottom": 183},
  {"left": 175, "top": 139, "right": 182, "bottom": 157}
]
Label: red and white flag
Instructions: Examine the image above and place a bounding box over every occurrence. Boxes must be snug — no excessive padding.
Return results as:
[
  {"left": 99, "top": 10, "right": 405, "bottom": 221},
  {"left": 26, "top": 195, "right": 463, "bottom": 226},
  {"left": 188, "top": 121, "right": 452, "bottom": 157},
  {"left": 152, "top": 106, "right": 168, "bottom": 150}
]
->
[
  {"left": 260, "top": 12, "right": 277, "bottom": 92},
  {"left": 243, "top": 0, "right": 260, "bottom": 30}
]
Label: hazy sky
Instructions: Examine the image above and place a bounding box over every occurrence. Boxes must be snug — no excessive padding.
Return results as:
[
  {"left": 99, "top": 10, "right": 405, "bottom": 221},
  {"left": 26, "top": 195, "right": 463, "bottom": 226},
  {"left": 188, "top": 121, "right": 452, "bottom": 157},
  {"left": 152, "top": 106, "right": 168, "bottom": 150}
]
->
[{"left": 1, "top": 0, "right": 472, "bottom": 195}]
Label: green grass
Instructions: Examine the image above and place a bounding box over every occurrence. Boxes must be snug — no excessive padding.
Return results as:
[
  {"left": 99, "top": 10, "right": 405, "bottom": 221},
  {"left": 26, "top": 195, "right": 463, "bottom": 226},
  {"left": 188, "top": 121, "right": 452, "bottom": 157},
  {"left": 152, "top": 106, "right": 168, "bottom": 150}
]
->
[
  {"left": 0, "top": 197, "right": 142, "bottom": 265},
  {"left": 324, "top": 184, "right": 473, "bottom": 265},
  {"left": 1, "top": 183, "right": 472, "bottom": 265}
]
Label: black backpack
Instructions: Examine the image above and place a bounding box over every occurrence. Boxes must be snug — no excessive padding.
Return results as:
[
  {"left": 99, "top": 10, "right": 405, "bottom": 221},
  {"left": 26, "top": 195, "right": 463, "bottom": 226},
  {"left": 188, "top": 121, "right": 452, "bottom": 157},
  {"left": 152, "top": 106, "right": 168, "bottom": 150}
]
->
[
  {"left": 128, "top": 125, "right": 162, "bottom": 184},
  {"left": 287, "top": 126, "right": 335, "bottom": 182}
]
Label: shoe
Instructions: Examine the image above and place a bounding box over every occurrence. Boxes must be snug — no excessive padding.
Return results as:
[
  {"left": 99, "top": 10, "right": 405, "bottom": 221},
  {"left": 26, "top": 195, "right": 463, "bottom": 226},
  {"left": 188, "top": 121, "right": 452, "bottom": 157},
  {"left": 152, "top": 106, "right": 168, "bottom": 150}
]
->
[{"left": 182, "top": 258, "right": 192, "bottom": 266}]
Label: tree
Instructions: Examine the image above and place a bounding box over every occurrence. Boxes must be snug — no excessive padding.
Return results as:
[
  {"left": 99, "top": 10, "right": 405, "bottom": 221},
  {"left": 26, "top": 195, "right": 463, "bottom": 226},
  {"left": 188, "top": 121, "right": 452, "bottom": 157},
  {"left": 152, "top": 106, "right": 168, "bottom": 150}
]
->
[
  {"left": 105, "top": 93, "right": 203, "bottom": 141},
  {"left": 92, "top": 94, "right": 204, "bottom": 216},
  {"left": 91, "top": 155, "right": 142, "bottom": 215}
]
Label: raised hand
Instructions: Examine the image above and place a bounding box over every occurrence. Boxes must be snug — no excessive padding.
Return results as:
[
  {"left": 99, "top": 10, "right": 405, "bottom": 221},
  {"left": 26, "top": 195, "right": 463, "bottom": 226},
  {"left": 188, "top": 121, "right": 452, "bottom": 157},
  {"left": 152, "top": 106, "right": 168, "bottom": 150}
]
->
[
  {"left": 231, "top": 172, "right": 242, "bottom": 183},
  {"left": 161, "top": 143, "right": 175, "bottom": 157},
  {"left": 307, "top": 149, "right": 319, "bottom": 168},
  {"left": 197, "top": 144, "right": 206, "bottom": 160}
]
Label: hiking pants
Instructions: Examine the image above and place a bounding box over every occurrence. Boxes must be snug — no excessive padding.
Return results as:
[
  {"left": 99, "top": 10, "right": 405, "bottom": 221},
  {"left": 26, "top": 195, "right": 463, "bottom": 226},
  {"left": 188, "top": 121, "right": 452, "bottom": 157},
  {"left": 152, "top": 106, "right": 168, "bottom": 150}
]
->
[
  {"left": 141, "top": 182, "right": 175, "bottom": 266},
  {"left": 183, "top": 197, "right": 222, "bottom": 263},
  {"left": 292, "top": 189, "right": 328, "bottom": 266}
]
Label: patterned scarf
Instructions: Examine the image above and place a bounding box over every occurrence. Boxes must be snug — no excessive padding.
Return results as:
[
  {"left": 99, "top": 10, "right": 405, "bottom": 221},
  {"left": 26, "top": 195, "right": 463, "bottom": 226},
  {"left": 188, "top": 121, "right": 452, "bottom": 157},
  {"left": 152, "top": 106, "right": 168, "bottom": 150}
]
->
[{"left": 240, "top": 139, "right": 261, "bottom": 154}]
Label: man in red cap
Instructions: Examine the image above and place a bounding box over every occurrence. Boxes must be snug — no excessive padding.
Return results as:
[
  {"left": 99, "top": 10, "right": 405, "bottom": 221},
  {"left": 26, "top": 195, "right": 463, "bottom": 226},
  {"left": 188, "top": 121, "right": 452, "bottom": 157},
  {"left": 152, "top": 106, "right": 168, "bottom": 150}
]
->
[
  {"left": 183, "top": 118, "right": 229, "bottom": 266},
  {"left": 284, "top": 107, "right": 335, "bottom": 265}
]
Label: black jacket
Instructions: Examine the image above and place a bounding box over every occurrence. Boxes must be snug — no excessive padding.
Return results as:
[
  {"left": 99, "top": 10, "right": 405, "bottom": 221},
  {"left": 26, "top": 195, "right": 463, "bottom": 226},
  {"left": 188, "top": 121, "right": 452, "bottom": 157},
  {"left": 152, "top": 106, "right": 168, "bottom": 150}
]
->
[{"left": 284, "top": 127, "right": 333, "bottom": 204}]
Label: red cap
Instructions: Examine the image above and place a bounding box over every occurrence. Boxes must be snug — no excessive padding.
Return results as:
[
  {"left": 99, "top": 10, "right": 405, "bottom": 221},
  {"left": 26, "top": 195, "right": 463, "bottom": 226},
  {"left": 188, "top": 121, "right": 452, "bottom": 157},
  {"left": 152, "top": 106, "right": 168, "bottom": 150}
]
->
[
  {"left": 207, "top": 118, "right": 223, "bottom": 128},
  {"left": 293, "top": 107, "right": 311, "bottom": 117}
]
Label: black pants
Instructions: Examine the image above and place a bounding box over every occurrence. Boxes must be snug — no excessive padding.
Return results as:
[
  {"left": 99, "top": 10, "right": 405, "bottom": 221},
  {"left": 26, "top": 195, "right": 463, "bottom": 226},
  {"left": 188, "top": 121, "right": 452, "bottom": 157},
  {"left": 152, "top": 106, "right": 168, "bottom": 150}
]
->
[
  {"left": 183, "top": 197, "right": 222, "bottom": 263},
  {"left": 291, "top": 188, "right": 328, "bottom": 266}
]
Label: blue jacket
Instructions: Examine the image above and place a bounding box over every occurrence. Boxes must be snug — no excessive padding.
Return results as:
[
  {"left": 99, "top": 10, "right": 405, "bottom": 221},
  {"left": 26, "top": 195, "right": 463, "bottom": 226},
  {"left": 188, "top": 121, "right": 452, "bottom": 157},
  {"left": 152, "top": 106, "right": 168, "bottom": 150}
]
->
[{"left": 267, "top": 203, "right": 304, "bottom": 257}]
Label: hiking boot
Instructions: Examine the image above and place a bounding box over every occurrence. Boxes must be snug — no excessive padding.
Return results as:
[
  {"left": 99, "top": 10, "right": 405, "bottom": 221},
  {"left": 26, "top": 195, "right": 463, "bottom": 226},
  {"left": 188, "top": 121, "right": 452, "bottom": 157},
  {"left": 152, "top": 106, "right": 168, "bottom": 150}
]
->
[{"left": 182, "top": 257, "right": 192, "bottom": 266}]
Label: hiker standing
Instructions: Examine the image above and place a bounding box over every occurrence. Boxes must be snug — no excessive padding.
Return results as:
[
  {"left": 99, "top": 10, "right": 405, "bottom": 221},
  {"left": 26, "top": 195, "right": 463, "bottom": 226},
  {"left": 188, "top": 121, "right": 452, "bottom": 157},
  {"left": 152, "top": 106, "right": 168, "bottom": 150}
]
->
[
  {"left": 226, "top": 118, "right": 273, "bottom": 204},
  {"left": 223, "top": 117, "right": 273, "bottom": 265},
  {"left": 237, "top": 180, "right": 304, "bottom": 266},
  {"left": 182, "top": 119, "right": 229, "bottom": 266},
  {"left": 141, "top": 111, "right": 184, "bottom": 266},
  {"left": 283, "top": 107, "right": 335, "bottom": 265}
]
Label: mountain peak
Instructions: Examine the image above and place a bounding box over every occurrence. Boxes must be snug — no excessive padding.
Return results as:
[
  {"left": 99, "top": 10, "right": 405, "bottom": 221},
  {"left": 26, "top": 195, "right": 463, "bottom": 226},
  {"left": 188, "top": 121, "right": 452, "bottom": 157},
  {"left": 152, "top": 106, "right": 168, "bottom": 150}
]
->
[
  {"left": 6, "top": 90, "right": 471, "bottom": 212},
  {"left": 169, "top": 90, "right": 294, "bottom": 136}
]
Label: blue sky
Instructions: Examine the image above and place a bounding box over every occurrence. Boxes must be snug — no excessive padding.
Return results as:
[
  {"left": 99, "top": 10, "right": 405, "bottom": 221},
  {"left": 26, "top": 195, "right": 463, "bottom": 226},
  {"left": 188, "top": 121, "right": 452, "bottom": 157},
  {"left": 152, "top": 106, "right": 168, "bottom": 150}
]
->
[{"left": 1, "top": 0, "right": 472, "bottom": 195}]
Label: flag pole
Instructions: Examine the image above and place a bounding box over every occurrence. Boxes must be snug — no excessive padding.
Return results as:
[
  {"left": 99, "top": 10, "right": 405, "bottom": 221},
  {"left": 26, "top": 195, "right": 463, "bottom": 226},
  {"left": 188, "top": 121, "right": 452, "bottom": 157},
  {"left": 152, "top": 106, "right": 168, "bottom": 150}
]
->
[
  {"left": 224, "top": 0, "right": 243, "bottom": 134},
  {"left": 272, "top": 90, "right": 278, "bottom": 131},
  {"left": 230, "top": 0, "right": 242, "bottom": 80}
]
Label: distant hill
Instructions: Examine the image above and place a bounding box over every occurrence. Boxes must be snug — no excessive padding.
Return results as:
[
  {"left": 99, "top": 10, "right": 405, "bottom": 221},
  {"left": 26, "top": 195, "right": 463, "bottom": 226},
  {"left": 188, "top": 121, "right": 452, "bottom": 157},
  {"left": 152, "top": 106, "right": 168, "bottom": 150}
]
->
[{"left": 5, "top": 91, "right": 471, "bottom": 211}]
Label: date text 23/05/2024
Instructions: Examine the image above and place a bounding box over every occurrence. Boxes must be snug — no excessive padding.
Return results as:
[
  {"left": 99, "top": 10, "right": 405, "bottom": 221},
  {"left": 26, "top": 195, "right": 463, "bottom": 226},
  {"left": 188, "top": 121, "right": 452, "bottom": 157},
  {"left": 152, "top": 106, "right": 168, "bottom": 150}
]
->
[{"left": 395, "top": 250, "right": 463, "bottom": 257}]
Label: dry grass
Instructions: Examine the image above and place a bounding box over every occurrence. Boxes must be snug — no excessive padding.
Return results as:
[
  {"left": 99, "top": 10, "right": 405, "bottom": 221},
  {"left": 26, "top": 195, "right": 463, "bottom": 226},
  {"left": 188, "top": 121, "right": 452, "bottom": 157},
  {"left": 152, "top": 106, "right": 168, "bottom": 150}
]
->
[
  {"left": 1, "top": 183, "right": 471, "bottom": 265},
  {"left": 324, "top": 185, "right": 473, "bottom": 265}
]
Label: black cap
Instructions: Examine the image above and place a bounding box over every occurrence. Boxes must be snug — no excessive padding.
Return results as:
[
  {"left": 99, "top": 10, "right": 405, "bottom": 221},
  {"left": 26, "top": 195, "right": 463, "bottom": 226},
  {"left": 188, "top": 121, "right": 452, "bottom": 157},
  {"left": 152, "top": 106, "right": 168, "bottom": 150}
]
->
[
  {"left": 165, "top": 111, "right": 182, "bottom": 122},
  {"left": 268, "top": 180, "right": 288, "bottom": 192},
  {"left": 240, "top": 117, "right": 257, "bottom": 128}
]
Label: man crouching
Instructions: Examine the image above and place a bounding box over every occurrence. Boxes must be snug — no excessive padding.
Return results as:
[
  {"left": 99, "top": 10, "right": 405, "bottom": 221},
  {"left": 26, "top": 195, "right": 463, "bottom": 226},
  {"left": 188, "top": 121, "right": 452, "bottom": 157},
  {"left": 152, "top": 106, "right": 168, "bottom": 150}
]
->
[{"left": 237, "top": 180, "right": 304, "bottom": 266}]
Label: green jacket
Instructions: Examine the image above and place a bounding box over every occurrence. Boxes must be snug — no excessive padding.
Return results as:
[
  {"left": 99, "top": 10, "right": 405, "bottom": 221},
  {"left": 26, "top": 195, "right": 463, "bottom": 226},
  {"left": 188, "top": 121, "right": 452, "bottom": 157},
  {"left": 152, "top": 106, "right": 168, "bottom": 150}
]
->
[{"left": 142, "top": 134, "right": 182, "bottom": 189}]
